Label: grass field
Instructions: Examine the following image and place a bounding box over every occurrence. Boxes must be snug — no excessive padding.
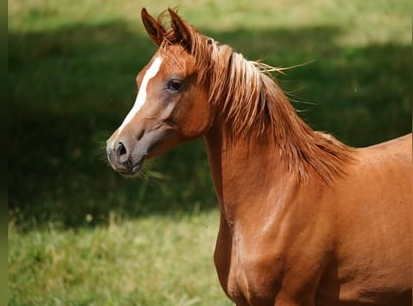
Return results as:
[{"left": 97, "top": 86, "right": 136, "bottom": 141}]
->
[
  {"left": 9, "top": 211, "right": 229, "bottom": 305},
  {"left": 8, "top": 0, "right": 411, "bottom": 305}
]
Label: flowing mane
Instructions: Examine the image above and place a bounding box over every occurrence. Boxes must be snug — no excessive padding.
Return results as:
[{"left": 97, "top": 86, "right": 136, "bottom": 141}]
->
[{"left": 157, "top": 10, "right": 355, "bottom": 184}]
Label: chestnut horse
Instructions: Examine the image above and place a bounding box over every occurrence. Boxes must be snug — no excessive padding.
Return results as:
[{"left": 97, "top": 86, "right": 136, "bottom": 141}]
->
[{"left": 106, "top": 8, "right": 412, "bottom": 306}]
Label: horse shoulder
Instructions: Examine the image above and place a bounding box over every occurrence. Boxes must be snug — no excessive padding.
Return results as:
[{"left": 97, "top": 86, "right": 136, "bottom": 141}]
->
[{"left": 218, "top": 178, "right": 336, "bottom": 305}]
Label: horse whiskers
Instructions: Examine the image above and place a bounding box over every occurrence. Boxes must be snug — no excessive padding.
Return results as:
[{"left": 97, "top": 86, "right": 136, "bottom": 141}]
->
[
  {"left": 96, "top": 141, "right": 112, "bottom": 166},
  {"left": 134, "top": 159, "right": 170, "bottom": 186}
]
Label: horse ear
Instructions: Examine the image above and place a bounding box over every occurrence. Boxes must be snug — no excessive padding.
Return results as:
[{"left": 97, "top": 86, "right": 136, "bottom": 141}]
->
[
  {"left": 168, "top": 8, "right": 192, "bottom": 52},
  {"left": 141, "top": 8, "right": 166, "bottom": 46}
]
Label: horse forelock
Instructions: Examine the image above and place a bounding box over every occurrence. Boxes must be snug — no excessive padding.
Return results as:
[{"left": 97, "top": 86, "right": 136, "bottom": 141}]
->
[{"left": 154, "top": 11, "right": 355, "bottom": 184}]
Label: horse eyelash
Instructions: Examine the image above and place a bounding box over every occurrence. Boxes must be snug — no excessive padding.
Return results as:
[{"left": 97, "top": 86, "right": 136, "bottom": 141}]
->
[{"left": 166, "top": 79, "right": 183, "bottom": 92}]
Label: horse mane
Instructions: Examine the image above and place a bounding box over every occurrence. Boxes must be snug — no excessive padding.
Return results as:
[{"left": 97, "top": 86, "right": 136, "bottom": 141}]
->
[{"left": 157, "top": 10, "right": 355, "bottom": 185}]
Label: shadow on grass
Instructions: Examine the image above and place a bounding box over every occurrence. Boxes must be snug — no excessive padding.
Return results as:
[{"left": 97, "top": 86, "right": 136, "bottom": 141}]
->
[{"left": 8, "top": 21, "right": 412, "bottom": 230}]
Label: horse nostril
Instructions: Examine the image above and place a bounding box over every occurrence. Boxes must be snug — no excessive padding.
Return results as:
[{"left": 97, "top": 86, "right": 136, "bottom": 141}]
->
[{"left": 116, "top": 141, "right": 127, "bottom": 158}]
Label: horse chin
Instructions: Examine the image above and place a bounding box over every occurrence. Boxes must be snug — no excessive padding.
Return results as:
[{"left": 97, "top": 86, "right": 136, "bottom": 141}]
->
[
  {"left": 119, "top": 166, "right": 141, "bottom": 178},
  {"left": 125, "top": 157, "right": 147, "bottom": 177}
]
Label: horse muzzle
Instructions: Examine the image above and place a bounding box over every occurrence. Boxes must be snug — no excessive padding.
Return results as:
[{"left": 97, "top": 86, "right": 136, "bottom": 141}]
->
[
  {"left": 106, "top": 134, "right": 148, "bottom": 177},
  {"left": 106, "top": 125, "right": 175, "bottom": 176}
]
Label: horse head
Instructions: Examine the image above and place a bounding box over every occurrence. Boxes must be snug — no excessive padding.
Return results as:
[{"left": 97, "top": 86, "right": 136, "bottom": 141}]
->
[{"left": 106, "top": 8, "right": 215, "bottom": 176}]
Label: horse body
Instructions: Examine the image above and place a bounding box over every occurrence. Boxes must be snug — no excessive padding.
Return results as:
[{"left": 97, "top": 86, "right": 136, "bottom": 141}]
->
[
  {"left": 106, "top": 8, "right": 412, "bottom": 305},
  {"left": 206, "top": 129, "right": 411, "bottom": 305}
]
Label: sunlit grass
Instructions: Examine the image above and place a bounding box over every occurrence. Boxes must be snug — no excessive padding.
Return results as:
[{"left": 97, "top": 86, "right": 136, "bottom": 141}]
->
[
  {"left": 9, "top": 211, "right": 231, "bottom": 306},
  {"left": 9, "top": 0, "right": 410, "bottom": 46}
]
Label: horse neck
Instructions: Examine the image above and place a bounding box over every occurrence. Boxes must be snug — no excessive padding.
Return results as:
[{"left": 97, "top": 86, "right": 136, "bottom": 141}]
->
[
  {"left": 203, "top": 90, "right": 354, "bottom": 223},
  {"left": 202, "top": 50, "right": 354, "bottom": 221},
  {"left": 203, "top": 119, "right": 299, "bottom": 222}
]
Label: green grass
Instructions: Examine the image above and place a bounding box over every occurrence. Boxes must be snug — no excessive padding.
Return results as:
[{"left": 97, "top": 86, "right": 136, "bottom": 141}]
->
[
  {"left": 8, "top": 0, "right": 412, "bottom": 304},
  {"left": 9, "top": 211, "right": 231, "bottom": 306}
]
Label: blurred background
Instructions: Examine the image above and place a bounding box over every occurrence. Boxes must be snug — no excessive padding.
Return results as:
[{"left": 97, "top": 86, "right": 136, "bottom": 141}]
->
[
  {"left": 9, "top": 0, "right": 411, "bottom": 229},
  {"left": 8, "top": 0, "right": 411, "bottom": 304}
]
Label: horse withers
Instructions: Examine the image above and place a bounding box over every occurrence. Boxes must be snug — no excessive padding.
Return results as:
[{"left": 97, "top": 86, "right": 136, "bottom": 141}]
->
[{"left": 106, "top": 8, "right": 412, "bottom": 306}]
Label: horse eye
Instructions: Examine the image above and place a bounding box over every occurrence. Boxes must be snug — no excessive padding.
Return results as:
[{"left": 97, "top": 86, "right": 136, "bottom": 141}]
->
[{"left": 167, "top": 79, "right": 183, "bottom": 92}]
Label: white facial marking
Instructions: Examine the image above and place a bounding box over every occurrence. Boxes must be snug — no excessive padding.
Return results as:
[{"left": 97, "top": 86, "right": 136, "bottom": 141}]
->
[{"left": 117, "top": 56, "right": 163, "bottom": 134}]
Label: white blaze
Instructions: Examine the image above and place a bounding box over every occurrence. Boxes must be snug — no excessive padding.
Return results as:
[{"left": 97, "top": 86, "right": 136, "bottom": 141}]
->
[{"left": 117, "top": 56, "right": 163, "bottom": 133}]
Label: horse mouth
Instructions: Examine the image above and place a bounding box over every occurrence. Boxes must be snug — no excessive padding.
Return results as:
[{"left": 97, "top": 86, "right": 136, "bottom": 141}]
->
[
  {"left": 107, "top": 152, "right": 146, "bottom": 177},
  {"left": 119, "top": 157, "right": 146, "bottom": 177}
]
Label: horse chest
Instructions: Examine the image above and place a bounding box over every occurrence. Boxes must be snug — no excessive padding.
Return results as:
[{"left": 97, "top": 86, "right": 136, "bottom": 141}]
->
[
  {"left": 214, "top": 226, "right": 286, "bottom": 305},
  {"left": 213, "top": 203, "right": 333, "bottom": 306},
  {"left": 220, "top": 241, "right": 277, "bottom": 305}
]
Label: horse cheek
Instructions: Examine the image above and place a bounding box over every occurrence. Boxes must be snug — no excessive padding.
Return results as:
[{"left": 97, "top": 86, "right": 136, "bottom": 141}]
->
[{"left": 175, "top": 94, "right": 211, "bottom": 139}]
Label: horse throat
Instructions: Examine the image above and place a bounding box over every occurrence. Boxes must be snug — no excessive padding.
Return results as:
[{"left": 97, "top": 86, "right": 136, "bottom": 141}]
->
[{"left": 204, "top": 121, "right": 290, "bottom": 216}]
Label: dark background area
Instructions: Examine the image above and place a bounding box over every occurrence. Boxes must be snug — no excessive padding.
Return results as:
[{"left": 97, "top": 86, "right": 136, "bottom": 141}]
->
[{"left": 8, "top": 20, "right": 412, "bottom": 230}]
